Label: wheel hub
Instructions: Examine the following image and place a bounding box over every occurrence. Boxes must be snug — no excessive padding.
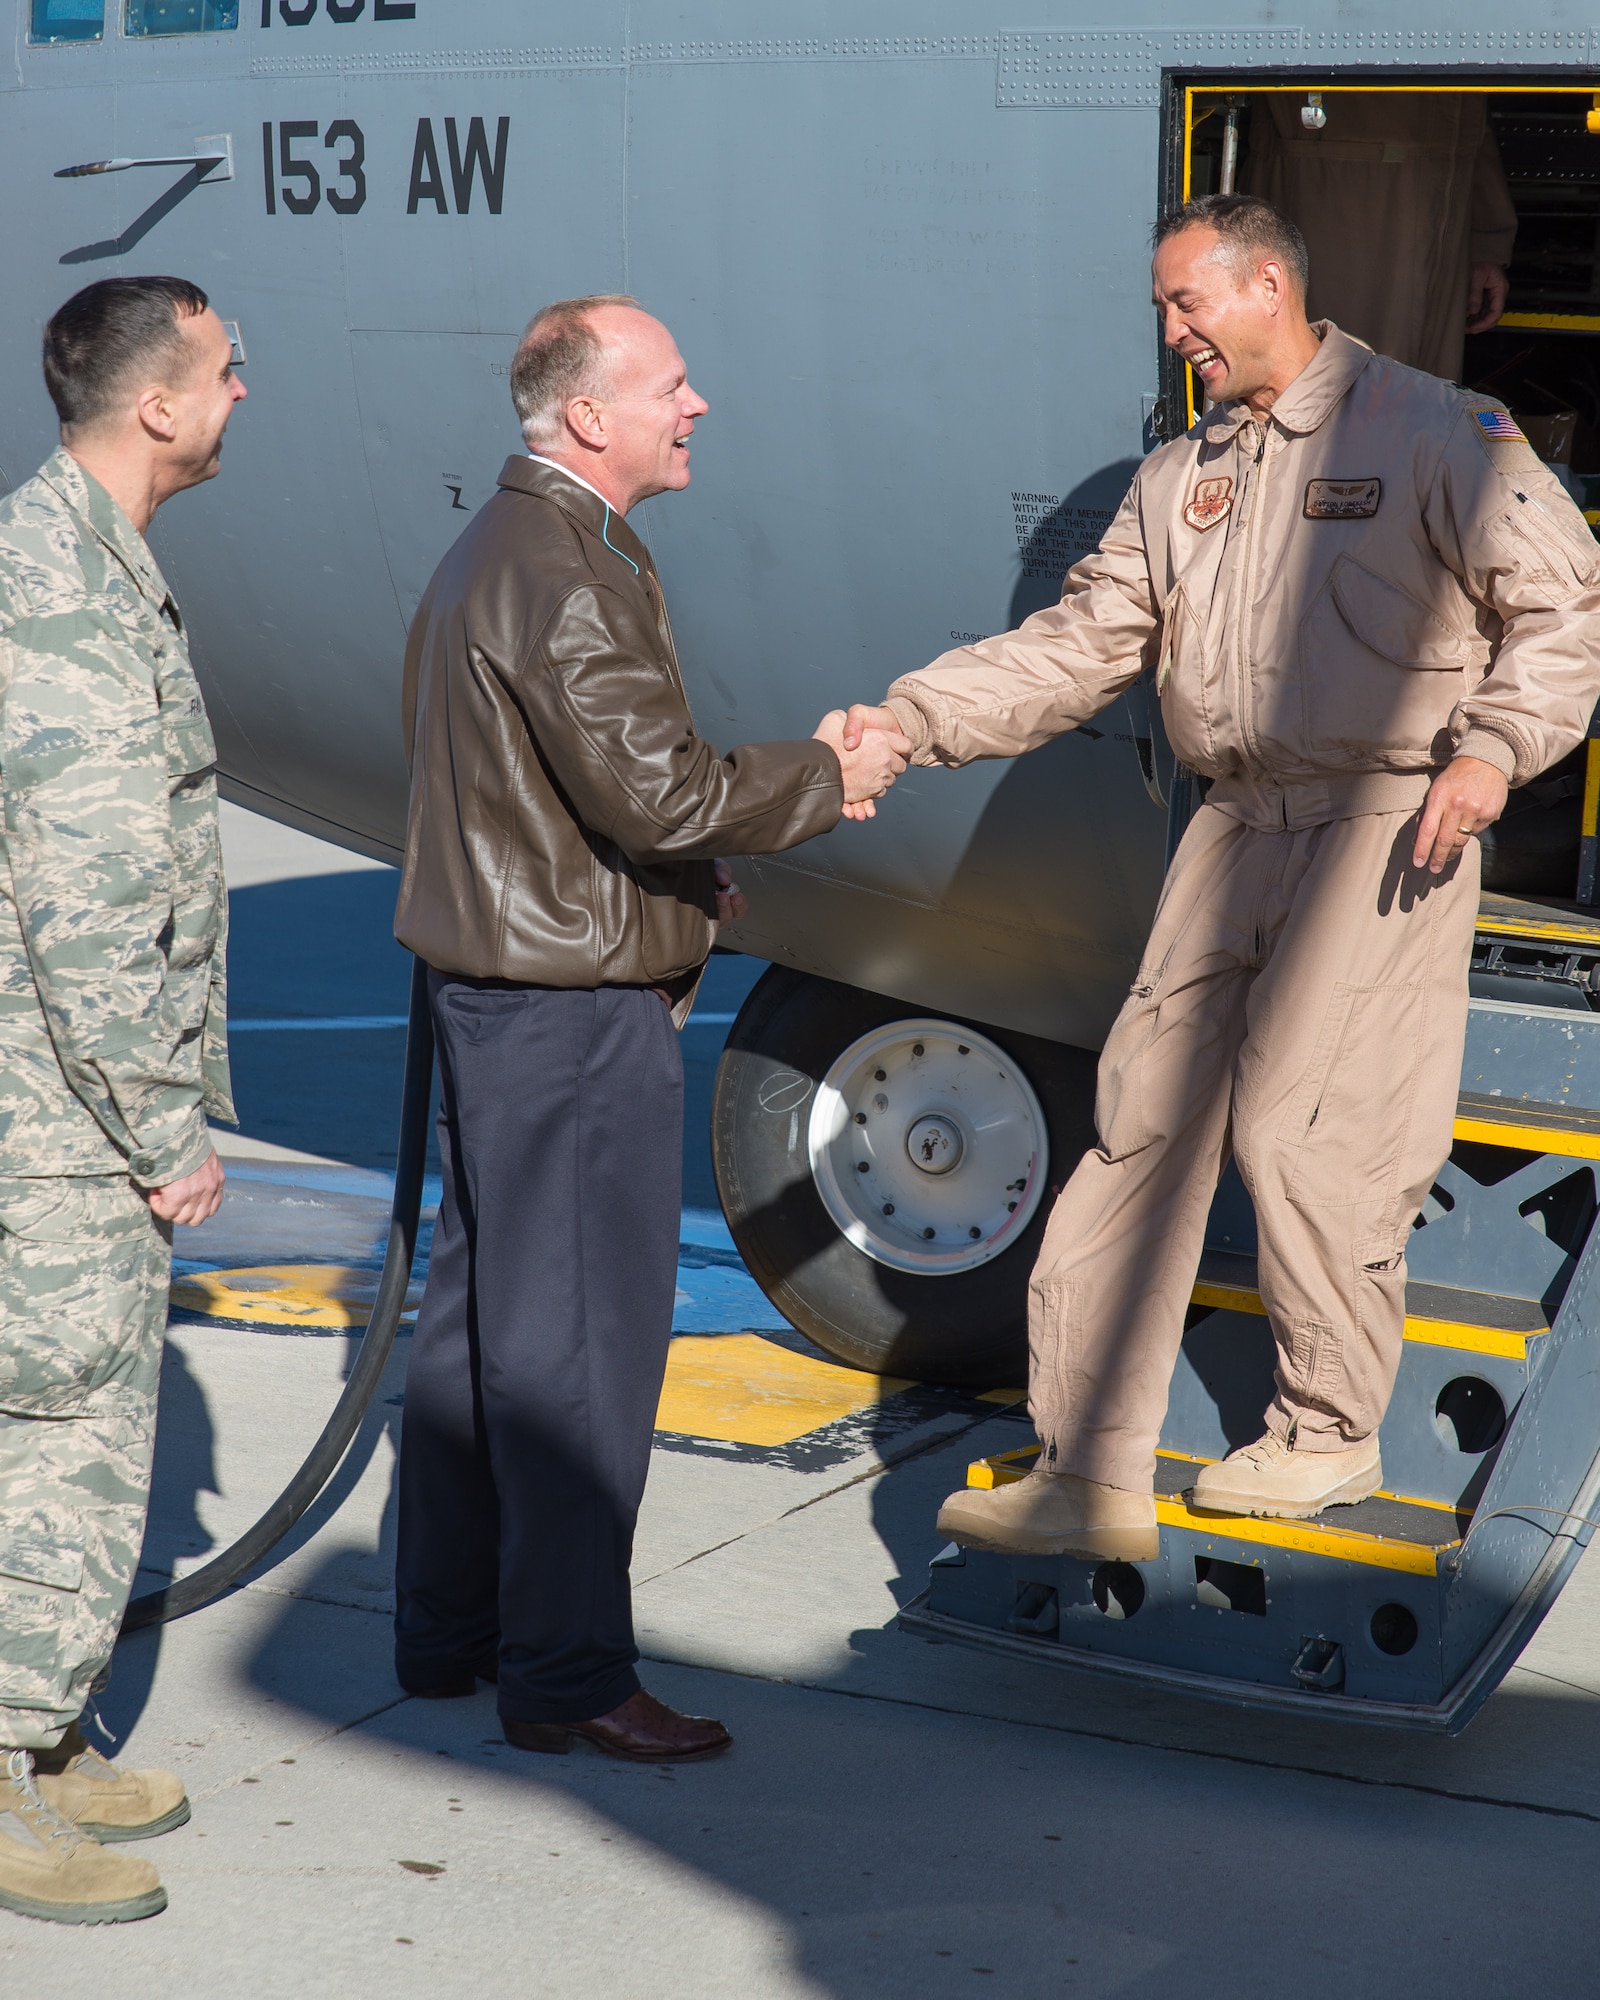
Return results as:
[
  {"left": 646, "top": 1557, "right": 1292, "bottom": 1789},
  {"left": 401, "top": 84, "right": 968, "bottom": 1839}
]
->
[
  {"left": 906, "top": 1114, "right": 963, "bottom": 1175},
  {"left": 808, "top": 1018, "right": 1049, "bottom": 1274}
]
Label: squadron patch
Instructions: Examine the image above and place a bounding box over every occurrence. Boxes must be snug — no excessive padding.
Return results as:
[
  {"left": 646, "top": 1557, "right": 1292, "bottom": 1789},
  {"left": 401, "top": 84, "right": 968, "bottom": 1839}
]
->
[
  {"left": 1183, "top": 476, "right": 1233, "bottom": 532},
  {"left": 1303, "top": 477, "right": 1382, "bottom": 520}
]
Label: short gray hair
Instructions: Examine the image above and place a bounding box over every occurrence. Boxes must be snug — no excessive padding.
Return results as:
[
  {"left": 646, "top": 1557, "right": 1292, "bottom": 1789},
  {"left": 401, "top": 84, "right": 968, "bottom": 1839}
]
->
[
  {"left": 510, "top": 294, "right": 641, "bottom": 449},
  {"left": 1153, "top": 193, "right": 1309, "bottom": 296}
]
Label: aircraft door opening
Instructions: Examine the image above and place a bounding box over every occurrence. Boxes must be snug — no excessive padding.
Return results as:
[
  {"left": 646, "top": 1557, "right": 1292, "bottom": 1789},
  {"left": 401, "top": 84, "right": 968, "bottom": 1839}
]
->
[{"left": 1168, "top": 79, "right": 1600, "bottom": 906}]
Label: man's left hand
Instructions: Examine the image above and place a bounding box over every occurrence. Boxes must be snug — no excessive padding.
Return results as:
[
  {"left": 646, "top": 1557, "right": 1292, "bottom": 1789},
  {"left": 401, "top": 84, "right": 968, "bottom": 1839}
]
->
[
  {"left": 1414, "top": 755, "right": 1509, "bottom": 875},
  {"left": 714, "top": 859, "right": 748, "bottom": 925},
  {"left": 148, "top": 1147, "right": 226, "bottom": 1227},
  {"left": 1466, "top": 263, "right": 1509, "bottom": 336}
]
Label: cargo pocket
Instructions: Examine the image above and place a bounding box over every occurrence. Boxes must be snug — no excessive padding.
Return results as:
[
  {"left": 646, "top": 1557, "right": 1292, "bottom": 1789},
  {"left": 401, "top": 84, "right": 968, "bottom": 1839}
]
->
[
  {"left": 1299, "top": 556, "right": 1468, "bottom": 765},
  {"left": 0, "top": 1503, "right": 85, "bottom": 1703},
  {"left": 1278, "top": 982, "right": 1426, "bottom": 1208},
  {"left": 1155, "top": 579, "right": 1220, "bottom": 766},
  {"left": 0, "top": 1506, "right": 85, "bottom": 1596},
  {"left": 0, "top": 1180, "right": 160, "bottom": 1415},
  {"left": 1094, "top": 984, "right": 1163, "bottom": 1162}
]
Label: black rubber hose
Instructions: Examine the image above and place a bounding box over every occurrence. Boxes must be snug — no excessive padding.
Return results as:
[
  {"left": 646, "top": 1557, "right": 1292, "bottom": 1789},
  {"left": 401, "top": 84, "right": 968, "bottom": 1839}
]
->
[{"left": 123, "top": 955, "right": 434, "bottom": 1633}]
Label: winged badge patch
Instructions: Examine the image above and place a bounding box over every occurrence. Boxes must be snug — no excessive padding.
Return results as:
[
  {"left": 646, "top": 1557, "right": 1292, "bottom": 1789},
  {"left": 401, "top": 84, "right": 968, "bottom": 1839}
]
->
[{"left": 1183, "top": 476, "right": 1233, "bottom": 532}]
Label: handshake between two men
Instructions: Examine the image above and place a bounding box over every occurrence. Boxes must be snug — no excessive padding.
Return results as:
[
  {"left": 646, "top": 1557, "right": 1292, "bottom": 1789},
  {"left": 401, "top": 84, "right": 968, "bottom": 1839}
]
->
[{"left": 811, "top": 703, "right": 914, "bottom": 824}]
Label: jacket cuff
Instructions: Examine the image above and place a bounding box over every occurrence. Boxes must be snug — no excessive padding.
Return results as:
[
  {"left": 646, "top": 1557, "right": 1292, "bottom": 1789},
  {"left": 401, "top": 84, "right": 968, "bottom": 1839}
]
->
[
  {"left": 128, "top": 1113, "right": 214, "bottom": 1192},
  {"left": 883, "top": 692, "right": 933, "bottom": 760},
  {"left": 1453, "top": 727, "right": 1518, "bottom": 783}
]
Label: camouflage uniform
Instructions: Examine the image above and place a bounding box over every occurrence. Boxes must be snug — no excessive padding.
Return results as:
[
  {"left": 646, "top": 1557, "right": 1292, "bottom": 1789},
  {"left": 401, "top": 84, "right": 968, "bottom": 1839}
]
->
[{"left": 0, "top": 450, "right": 231, "bottom": 1750}]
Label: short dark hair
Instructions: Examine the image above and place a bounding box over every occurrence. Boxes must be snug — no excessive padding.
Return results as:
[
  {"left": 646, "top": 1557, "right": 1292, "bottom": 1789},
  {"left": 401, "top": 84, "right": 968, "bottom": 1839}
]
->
[
  {"left": 1153, "top": 194, "right": 1309, "bottom": 296},
  {"left": 42, "top": 276, "right": 210, "bottom": 431},
  {"left": 510, "top": 293, "right": 641, "bottom": 449}
]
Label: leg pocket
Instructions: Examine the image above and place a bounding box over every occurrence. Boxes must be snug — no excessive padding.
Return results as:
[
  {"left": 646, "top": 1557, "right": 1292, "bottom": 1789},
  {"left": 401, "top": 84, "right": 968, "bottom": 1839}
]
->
[
  {"left": 1278, "top": 982, "right": 1426, "bottom": 1208},
  {"left": 0, "top": 1179, "right": 165, "bottom": 1415},
  {"left": 1094, "top": 991, "right": 1161, "bottom": 1163}
]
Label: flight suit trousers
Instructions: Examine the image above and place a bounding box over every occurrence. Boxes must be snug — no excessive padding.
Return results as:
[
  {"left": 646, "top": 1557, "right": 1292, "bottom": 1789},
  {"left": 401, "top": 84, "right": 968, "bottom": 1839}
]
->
[
  {"left": 0, "top": 1175, "right": 169, "bottom": 1751},
  {"left": 1028, "top": 802, "right": 1479, "bottom": 1492}
]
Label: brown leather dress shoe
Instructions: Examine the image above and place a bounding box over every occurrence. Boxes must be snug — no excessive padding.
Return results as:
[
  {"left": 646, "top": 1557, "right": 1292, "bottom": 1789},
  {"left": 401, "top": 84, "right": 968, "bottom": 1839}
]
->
[{"left": 502, "top": 1689, "right": 732, "bottom": 1763}]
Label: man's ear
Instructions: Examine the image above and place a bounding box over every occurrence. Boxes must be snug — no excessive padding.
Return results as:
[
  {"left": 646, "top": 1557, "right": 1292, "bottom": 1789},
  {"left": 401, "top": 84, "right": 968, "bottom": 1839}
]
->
[
  {"left": 1256, "top": 257, "right": 1294, "bottom": 319},
  {"left": 564, "top": 395, "right": 607, "bottom": 451},
  {"left": 136, "top": 383, "right": 180, "bottom": 444}
]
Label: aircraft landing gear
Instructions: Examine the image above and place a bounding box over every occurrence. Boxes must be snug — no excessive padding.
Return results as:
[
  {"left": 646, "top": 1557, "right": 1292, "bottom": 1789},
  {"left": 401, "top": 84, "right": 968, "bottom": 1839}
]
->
[{"left": 711, "top": 968, "right": 1097, "bottom": 1387}]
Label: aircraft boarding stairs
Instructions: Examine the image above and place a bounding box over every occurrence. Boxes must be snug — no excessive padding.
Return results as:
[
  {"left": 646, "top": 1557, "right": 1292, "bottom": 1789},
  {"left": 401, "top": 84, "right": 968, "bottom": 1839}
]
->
[{"left": 902, "top": 893, "right": 1600, "bottom": 1732}]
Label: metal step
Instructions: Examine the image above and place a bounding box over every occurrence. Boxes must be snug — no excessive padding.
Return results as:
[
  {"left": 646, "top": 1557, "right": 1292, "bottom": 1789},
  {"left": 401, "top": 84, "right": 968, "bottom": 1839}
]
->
[{"left": 902, "top": 901, "right": 1600, "bottom": 1732}]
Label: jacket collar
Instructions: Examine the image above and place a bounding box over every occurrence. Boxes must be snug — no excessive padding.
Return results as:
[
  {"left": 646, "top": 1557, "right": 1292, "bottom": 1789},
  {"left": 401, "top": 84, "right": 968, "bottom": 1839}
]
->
[
  {"left": 1201, "top": 322, "right": 1375, "bottom": 446},
  {"left": 497, "top": 454, "right": 654, "bottom": 579},
  {"left": 36, "top": 447, "right": 178, "bottom": 618}
]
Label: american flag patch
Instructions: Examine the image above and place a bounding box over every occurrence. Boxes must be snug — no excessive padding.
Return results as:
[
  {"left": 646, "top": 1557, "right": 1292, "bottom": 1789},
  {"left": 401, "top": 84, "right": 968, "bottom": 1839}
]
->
[{"left": 1474, "top": 408, "right": 1526, "bottom": 442}]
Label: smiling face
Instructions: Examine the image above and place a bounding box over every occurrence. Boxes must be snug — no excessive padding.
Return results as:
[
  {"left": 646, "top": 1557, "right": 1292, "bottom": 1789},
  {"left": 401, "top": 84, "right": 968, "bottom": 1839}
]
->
[
  {"left": 584, "top": 307, "right": 708, "bottom": 511},
  {"left": 1151, "top": 225, "right": 1308, "bottom": 412},
  {"left": 164, "top": 307, "right": 247, "bottom": 488}
]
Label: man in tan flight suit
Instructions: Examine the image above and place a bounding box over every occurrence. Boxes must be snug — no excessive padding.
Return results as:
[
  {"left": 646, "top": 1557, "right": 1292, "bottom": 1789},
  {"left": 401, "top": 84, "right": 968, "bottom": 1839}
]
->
[
  {"left": 1242, "top": 92, "right": 1516, "bottom": 382},
  {"left": 843, "top": 193, "right": 1600, "bottom": 1556}
]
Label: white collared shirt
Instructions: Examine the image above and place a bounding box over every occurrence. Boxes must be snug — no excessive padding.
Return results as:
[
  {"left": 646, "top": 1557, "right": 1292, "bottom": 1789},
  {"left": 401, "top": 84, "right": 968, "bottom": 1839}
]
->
[{"left": 527, "top": 452, "right": 615, "bottom": 511}]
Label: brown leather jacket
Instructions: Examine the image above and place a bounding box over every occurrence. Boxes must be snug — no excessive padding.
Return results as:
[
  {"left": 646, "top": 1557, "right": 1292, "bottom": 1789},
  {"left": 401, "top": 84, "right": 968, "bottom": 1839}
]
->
[{"left": 395, "top": 456, "right": 842, "bottom": 988}]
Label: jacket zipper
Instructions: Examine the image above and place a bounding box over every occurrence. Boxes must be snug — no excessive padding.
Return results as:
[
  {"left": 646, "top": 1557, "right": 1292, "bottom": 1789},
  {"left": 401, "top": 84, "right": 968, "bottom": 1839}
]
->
[{"left": 1234, "top": 422, "right": 1271, "bottom": 767}]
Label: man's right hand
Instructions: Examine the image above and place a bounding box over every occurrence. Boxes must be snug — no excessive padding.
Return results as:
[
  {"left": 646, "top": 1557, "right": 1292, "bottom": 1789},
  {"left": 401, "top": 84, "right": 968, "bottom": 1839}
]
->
[
  {"left": 147, "top": 1147, "right": 226, "bottom": 1228},
  {"left": 813, "top": 709, "right": 912, "bottom": 821}
]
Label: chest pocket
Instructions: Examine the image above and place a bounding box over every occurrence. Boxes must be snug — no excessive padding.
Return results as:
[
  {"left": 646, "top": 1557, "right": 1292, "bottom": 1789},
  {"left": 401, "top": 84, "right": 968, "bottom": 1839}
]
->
[
  {"left": 1300, "top": 555, "right": 1468, "bottom": 766},
  {"left": 1329, "top": 559, "right": 1468, "bottom": 670},
  {"left": 157, "top": 659, "right": 216, "bottom": 780}
]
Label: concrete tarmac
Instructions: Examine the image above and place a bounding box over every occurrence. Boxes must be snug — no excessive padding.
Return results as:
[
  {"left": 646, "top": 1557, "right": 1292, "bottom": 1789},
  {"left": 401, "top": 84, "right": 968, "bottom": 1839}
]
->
[{"left": 4, "top": 805, "right": 1600, "bottom": 1995}]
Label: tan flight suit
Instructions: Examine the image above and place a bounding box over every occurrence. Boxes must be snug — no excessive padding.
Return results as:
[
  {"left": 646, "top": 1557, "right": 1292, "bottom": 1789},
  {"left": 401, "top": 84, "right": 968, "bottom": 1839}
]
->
[
  {"left": 886, "top": 326, "right": 1600, "bottom": 1491},
  {"left": 1242, "top": 93, "right": 1518, "bottom": 383}
]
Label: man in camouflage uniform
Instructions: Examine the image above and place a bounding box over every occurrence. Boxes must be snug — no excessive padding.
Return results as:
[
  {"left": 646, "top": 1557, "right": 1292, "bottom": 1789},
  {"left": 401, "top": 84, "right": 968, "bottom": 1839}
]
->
[{"left": 0, "top": 276, "right": 243, "bottom": 1924}]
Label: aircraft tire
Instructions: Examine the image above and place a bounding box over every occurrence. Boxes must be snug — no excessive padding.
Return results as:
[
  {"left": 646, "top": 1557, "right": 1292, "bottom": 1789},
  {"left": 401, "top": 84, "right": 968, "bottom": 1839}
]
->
[{"left": 711, "top": 966, "right": 1098, "bottom": 1387}]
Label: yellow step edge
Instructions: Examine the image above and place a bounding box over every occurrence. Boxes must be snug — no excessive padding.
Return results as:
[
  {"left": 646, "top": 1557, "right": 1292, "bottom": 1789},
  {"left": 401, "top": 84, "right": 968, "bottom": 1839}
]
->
[
  {"left": 1474, "top": 912, "right": 1600, "bottom": 946},
  {"left": 1453, "top": 1114, "right": 1600, "bottom": 1162},
  {"left": 964, "top": 1448, "right": 1453, "bottom": 1577},
  {"left": 1190, "top": 1281, "right": 1532, "bottom": 1360}
]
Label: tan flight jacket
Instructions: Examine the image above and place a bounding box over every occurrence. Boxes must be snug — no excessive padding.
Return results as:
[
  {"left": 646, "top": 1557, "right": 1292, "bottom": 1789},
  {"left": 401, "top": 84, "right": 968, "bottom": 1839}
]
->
[{"left": 887, "top": 326, "right": 1600, "bottom": 830}]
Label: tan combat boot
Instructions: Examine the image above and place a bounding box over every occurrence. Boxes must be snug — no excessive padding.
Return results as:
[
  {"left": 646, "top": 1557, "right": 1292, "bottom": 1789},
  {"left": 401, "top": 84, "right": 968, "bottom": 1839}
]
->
[
  {"left": 936, "top": 1468, "right": 1159, "bottom": 1560},
  {"left": 33, "top": 1723, "right": 190, "bottom": 1842},
  {"left": 0, "top": 1750, "right": 167, "bottom": 1924},
  {"left": 1190, "top": 1431, "right": 1381, "bottom": 1520}
]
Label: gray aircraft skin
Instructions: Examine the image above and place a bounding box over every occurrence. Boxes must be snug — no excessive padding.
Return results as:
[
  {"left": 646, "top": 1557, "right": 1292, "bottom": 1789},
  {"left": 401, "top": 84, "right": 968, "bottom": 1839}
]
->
[{"left": 15, "top": 0, "right": 1600, "bottom": 1727}]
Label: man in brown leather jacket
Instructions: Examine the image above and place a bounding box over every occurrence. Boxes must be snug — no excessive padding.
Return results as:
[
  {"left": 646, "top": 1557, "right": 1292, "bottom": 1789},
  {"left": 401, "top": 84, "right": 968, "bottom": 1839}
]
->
[
  {"left": 845, "top": 195, "right": 1600, "bottom": 1557},
  {"left": 392, "top": 295, "right": 908, "bottom": 1760}
]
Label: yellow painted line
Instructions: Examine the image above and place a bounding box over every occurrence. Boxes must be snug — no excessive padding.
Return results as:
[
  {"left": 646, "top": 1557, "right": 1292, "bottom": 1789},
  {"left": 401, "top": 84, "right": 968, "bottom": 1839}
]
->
[
  {"left": 1152, "top": 1495, "right": 1446, "bottom": 1575},
  {"left": 170, "top": 1263, "right": 422, "bottom": 1329},
  {"left": 976, "top": 1386, "right": 1028, "bottom": 1405},
  {"left": 1404, "top": 1316, "right": 1528, "bottom": 1361},
  {"left": 1192, "top": 1281, "right": 1265, "bottom": 1316},
  {"left": 967, "top": 1447, "right": 1452, "bottom": 1574},
  {"left": 1192, "top": 1282, "right": 1532, "bottom": 1358},
  {"left": 1475, "top": 914, "right": 1600, "bottom": 945},
  {"left": 1501, "top": 312, "right": 1600, "bottom": 332},
  {"left": 1190, "top": 84, "right": 1600, "bottom": 97},
  {"left": 1454, "top": 1115, "right": 1600, "bottom": 1161},
  {"left": 655, "top": 1333, "right": 912, "bottom": 1448},
  {"left": 1585, "top": 741, "right": 1600, "bottom": 841},
  {"left": 966, "top": 1445, "right": 1041, "bottom": 1490}
]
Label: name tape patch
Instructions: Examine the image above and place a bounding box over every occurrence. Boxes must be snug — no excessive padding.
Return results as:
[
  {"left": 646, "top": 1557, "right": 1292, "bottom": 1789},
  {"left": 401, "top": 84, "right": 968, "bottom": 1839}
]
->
[
  {"left": 1303, "top": 476, "right": 1382, "bottom": 520},
  {"left": 1183, "top": 475, "right": 1233, "bottom": 532},
  {"left": 1474, "top": 409, "right": 1526, "bottom": 443}
]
